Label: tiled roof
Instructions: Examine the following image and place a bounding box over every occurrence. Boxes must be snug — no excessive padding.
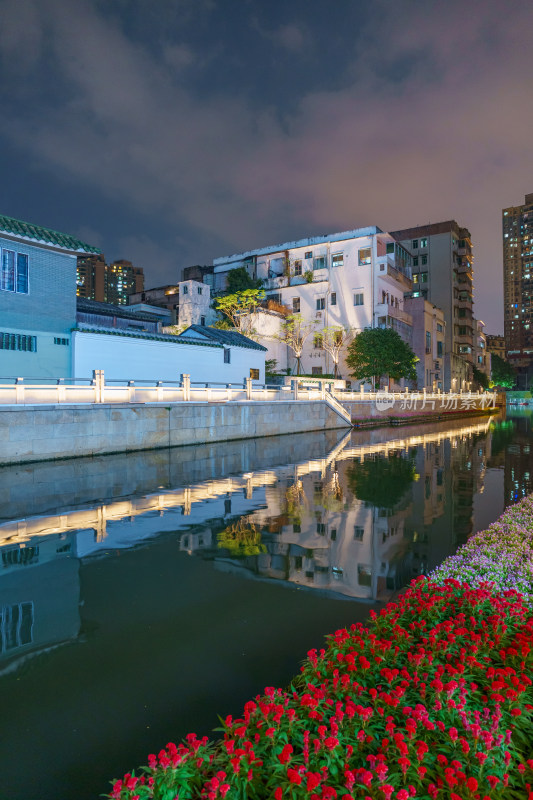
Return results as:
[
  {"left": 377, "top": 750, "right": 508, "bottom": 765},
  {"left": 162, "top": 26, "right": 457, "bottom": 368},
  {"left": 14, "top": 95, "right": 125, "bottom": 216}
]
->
[
  {"left": 74, "top": 327, "right": 222, "bottom": 347},
  {"left": 180, "top": 325, "right": 268, "bottom": 351},
  {"left": 77, "top": 297, "right": 162, "bottom": 323},
  {"left": 0, "top": 213, "right": 101, "bottom": 254}
]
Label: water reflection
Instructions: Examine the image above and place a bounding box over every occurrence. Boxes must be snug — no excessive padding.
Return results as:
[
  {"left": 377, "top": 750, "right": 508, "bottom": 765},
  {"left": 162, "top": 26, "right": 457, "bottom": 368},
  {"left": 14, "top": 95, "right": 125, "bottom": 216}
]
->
[
  {"left": 0, "top": 415, "right": 515, "bottom": 676},
  {"left": 2, "top": 415, "right": 532, "bottom": 800}
]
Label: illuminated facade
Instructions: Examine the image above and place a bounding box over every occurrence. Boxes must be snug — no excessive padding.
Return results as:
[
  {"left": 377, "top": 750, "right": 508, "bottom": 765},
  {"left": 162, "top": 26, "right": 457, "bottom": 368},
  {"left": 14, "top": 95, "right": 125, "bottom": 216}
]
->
[
  {"left": 503, "top": 192, "right": 533, "bottom": 379},
  {"left": 391, "top": 221, "right": 475, "bottom": 391},
  {"left": 76, "top": 255, "right": 144, "bottom": 305}
]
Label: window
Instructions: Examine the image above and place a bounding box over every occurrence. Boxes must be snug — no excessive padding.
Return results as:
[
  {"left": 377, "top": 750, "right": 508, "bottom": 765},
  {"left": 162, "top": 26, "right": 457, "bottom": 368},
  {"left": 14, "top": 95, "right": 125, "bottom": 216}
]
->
[
  {"left": 459, "top": 326, "right": 467, "bottom": 335},
  {"left": 413, "top": 257, "right": 419, "bottom": 267},
  {"left": 182, "top": 285, "right": 188, "bottom": 295},
  {"left": 437, "top": 340, "right": 443, "bottom": 357},
  {"left": 420, "top": 271, "right": 428, "bottom": 283},
  {"left": 421, "top": 255, "right": 428, "bottom": 265},
  {"left": 354, "top": 293, "right": 364, "bottom": 306},
  {"left": 294, "top": 260, "right": 302, "bottom": 276},
  {"left": 0, "top": 602, "right": 34, "bottom": 652},
  {"left": 314, "top": 334, "right": 323, "bottom": 349},
  {"left": 358, "top": 248, "right": 371, "bottom": 265},
  {"left": 412, "top": 273, "right": 419, "bottom": 284},
  {"left": 54, "top": 337, "right": 69, "bottom": 346},
  {"left": 316, "top": 297, "right": 325, "bottom": 310},
  {"left": 386, "top": 242, "right": 394, "bottom": 254},
  {"left": 412, "top": 239, "right": 419, "bottom": 249},
  {"left": 311, "top": 366, "right": 323, "bottom": 375},
  {"left": 330, "top": 292, "right": 336, "bottom": 305},
  {"left": 250, "top": 368, "right": 260, "bottom": 379},
  {"left": 197, "top": 287, "right": 203, "bottom": 295},
  {"left": 200, "top": 316, "right": 206, "bottom": 326},
  {"left": 420, "top": 237, "right": 428, "bottom": 248},
  {"left": 332, "top": 252, "right": 344, "bottom": 267},
  {"left": 314, "top": 256, "right": 326, "bottom": 270},
  {"left": 292, "top": 297, "right": 300, "bottom": 312},
  {"left": 354, "top": 526, "right": 364, "bottom": 541},
  {"left": 426, "top": 331, "right": 431, "bottom": 353},
  {"left": 224, "top": 348, "right": 231, "bottom": 363},
  {"left": 305, "top": 251, "right": 313, "bottom": 259},
  {"left": 1, "top": 250, "right": 29, "bottom": 294},
  {"left": 0, "top": 332, "right": 37, "bottom": 352},
  {"left": 437, "top": 323, "right": 443, "bottom": 332}
]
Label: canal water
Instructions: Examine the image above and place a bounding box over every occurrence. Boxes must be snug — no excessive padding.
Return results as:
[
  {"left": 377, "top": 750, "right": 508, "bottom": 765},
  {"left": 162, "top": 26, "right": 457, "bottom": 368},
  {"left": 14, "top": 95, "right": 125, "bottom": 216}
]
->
[{"left": 0, "top": 411, "right": 531, "bottom": 800}]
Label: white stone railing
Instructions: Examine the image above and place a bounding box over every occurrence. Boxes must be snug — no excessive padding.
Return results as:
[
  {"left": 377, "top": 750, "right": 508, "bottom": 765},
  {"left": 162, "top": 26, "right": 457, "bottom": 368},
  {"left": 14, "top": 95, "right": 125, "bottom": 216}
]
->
[{"left": 0, "top": 372, "right": 334, "bottom": 407}]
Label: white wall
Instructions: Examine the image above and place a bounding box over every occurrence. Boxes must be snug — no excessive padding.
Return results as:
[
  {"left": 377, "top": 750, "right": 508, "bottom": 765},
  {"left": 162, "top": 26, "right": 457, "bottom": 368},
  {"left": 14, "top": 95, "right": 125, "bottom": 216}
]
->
[{"left": 72, "top": 331, "right": 265, "bottom": 384}]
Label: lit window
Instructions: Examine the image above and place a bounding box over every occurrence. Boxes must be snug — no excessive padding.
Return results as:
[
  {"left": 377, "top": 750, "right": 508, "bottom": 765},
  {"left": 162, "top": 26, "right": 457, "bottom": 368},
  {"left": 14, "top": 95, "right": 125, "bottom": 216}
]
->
[
  {"left": 420, "top": 237, "right": 428, "bottom": 248},
  {"left": 250, "top": 368, "right": 259, "bottom": 380},
  {"left": 358, "top": 248, "right": 371, "bottom": 265}
]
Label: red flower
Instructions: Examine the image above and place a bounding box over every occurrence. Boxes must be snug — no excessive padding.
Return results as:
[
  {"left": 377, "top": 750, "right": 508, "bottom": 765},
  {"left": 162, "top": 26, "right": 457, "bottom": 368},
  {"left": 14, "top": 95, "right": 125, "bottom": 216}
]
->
[
  {"left": 274, "top": 788, "right": 283, "bottom": 800},
  {"left": 466, "top": 777, "right": 478, "bottom": 792},
  {"left": 277, "top": 744, "right": 293, "bottom": 765},
  {"left": 287, "top": 768, "right": 302, "bottom": 785},
  {"left": 324, "top": 737, "right": 339, "bottom": 750}
]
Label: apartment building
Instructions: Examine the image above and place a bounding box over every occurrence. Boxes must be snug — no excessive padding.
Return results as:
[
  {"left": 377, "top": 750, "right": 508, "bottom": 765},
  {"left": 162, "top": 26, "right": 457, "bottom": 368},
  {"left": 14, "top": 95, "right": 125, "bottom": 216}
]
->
[
  {"left": 473, "top": 319, "right": 490, "bottom": 380},
  {"left": 503, "top": 192, "right": 533, "bottom": 381},
  {"left": 486, "top": 334, "right": 505, "bottom": 361},
  {"left": 391, "top": 221, "right": 475, "bottom": 390},
  {"left": 129, "top": 281, "right": 216, "bottom": 327},
  {"left": 404, "top": 296, "right": 445, "bottom": 390},
  {"left": 76, "top": 255, "right": 144, "bottom": 305},
  {"left": 213, "top": 226, "right": 414, "bottom": 382}
]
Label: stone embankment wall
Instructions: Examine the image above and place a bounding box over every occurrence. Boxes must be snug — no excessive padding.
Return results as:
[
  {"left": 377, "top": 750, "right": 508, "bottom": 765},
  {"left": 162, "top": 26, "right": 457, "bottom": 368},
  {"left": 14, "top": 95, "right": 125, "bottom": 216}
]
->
[{"left": 0, "top": 401, "right": 348, "bottom": 465}]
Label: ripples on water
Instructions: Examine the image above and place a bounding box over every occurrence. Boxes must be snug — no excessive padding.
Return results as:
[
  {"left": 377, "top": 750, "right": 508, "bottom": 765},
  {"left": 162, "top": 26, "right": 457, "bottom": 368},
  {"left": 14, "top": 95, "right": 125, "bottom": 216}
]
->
[{"left": 0, "top": 412, "right": 530, "bottom": 799}]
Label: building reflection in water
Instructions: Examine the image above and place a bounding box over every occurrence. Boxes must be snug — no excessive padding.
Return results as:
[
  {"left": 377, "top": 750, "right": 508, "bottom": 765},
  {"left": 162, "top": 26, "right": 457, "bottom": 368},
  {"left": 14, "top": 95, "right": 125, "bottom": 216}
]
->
[{"left": 2, "top": 415, "right": 522, "bottom": 673}]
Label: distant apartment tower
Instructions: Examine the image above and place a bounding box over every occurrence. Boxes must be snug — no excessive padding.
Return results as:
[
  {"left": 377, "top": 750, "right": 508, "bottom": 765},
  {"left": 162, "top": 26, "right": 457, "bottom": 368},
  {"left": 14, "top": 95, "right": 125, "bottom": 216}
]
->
[
  {"left": 391, "top": 221, "right": 475, "bottom": 391},
  {"left": 76, "top": 255, "right": 144, "bottom": 305},
  {"left": 503, "top": 193, "right": 533, "bottom": 378}
]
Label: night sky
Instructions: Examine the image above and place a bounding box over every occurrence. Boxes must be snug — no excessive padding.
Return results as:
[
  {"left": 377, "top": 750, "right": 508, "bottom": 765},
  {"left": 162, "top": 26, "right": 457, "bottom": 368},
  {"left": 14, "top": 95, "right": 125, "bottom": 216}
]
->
[{"left": 1, "top": 0, "right": 532, "bottom": 333}]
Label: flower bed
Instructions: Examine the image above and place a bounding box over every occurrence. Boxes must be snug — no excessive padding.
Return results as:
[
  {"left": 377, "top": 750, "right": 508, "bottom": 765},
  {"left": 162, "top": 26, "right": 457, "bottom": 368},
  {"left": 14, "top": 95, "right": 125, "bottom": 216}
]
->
[
  {"left": 431, "top": 494, "right": 533, "bottom": 604},
  {"left": 108, "top": 577, "right": 533, "bottom": 800}
]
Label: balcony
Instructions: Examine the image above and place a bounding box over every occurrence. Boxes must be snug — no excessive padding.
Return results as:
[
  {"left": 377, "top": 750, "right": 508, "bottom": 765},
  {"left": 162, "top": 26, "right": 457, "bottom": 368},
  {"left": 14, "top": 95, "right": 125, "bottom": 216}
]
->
[
  {"left": 457, "top": 247, "right": 472, "bottom": 256},
  {"left": 263, "top": 275, "right": 288, "bottom": 290},
  {"left": 455, "top": 296, "right": 473, "bottom": 309},
  {"left": 455, "top": 262, "right": 473, "bottom": 275},
  {"left": 375, "top": 303, "right": 412, "bottom": 325},
  {"left": 381, "top": 261, "right": 412, "bottom": 291}
]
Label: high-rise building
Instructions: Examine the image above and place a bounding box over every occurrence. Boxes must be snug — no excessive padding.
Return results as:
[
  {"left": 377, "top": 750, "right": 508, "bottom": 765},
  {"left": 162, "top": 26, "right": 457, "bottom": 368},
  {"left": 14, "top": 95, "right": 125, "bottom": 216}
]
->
[
  {"left": 502, "top": 193, "right": 533, "bottom": 380},
  {"left": 76, "top": 255, "right": 144, "bottom": 305},
  {"left": 486, "top": 334, "right": 505, "bottom": 361},
  {"left": 391, "top": 221, "right": 475, "bottom": 391}
]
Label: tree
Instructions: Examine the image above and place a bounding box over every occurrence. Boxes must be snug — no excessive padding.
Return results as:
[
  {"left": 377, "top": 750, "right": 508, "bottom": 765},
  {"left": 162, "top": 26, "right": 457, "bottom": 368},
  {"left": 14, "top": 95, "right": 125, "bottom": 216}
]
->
[
  {"left": 320, "top": 326, "right": 351, "bottom": 378},
  {"left": 275, "top": 314, "right": 317, "bottom": 375},
  {"left": 214, "top": 289, "right": 265, "bottom": 336},
  {"left": 347, "top": 452, "right": 416, "bottom": 510},
  {"left": 224, "top": 266, "right": 263, "bottom": 294},
  {"left": 345, "top": 327, "right": 417, "bottom": 386},
  {"left": 472, "top": 366, "right": 490, "bottom": 390},
  {"left": 491, "top": 353, "right": 516, "bottom": 389}
]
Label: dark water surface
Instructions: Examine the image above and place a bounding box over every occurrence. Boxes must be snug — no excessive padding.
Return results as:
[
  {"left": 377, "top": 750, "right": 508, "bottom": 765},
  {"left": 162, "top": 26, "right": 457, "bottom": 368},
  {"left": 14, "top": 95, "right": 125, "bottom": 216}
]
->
[{"left": 0, "top": 412, "right": 531, "bottom": 800}]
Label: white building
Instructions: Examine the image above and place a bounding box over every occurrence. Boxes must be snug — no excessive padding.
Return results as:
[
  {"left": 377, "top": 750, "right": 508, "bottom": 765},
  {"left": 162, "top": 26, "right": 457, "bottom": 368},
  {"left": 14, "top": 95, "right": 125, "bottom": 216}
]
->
[{"left": 213, "top": 226, "right": 413, "bottom": 383}]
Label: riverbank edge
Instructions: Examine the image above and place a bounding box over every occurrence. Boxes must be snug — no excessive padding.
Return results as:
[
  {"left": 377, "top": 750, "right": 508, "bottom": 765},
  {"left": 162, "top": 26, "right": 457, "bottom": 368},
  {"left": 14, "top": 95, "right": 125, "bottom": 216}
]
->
[
  {"left": 0, "top": 400, "right": 350, "bottom": 466},
  {"left": 106, "top": 493, "right": 533, "bottom": 800},
  {"left": 352, "top": 406, "right": 499, "bottom": 429}
]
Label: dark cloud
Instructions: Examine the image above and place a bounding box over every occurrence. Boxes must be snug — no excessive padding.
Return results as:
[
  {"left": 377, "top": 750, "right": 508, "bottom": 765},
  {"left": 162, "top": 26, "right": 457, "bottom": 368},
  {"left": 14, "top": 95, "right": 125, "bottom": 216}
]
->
[{"left": 1, "top": 0, "right": 532, "bottom": 332}]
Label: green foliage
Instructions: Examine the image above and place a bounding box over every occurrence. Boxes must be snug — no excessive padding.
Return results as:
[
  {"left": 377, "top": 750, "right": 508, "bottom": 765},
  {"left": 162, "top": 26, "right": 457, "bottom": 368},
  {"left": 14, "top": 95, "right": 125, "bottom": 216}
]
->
[
  {"left": 217, "top": 519, "right": 266, "bottom": 557},
  {"left": 214, "top": 289, "right": 265, "bottom": 334},
  {"left": 304, "top": 270, "right": 313, "bottom": 283},
  {"left": 491, "top": 353, "right": 516, "bottom": 389},
  {"left": 275, "top": 314, "right": 317, "bottom": 374},
  {"left": 224, "top": 266, "right": 263, "bottom": 294},
  {"left": 345, "top": 327, "right": 418, "bottom": 383},
  {"left": 472, "top": 366, "right": 490, "bottom": 390},
  {"left": 347, "top": 452, "right": 416, "bottom": 509},
  {"left": 212, "top": 317, "right": 233, "bottom": 329}
]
